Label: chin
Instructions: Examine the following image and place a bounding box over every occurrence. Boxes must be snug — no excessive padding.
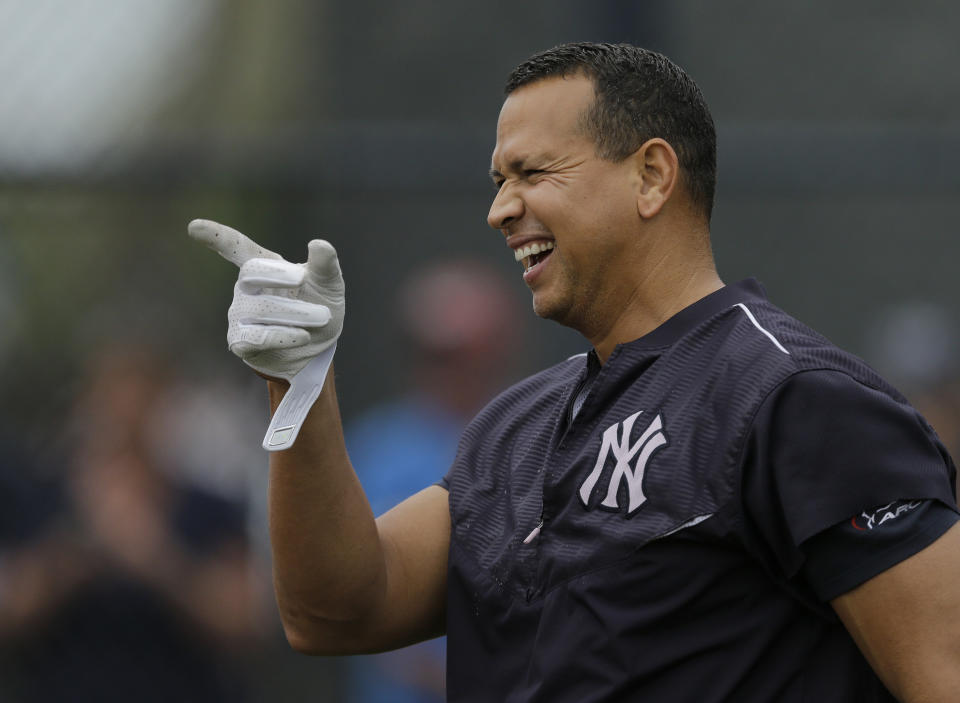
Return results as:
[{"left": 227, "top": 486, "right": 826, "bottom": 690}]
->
[
  {"left": 531, "top": 293, "right": 553, "bottom": 319},
  {"left": 532, "top": 294, "right": 572, "bottom": 326}
]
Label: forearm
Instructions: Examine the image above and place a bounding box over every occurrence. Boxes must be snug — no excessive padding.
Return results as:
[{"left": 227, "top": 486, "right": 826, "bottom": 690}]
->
[
  {"left": 267, "top": 365, "right": 387, "bottom": 643},
  {"left": 187, "top": 222, "right": 445, "bottom": 654}
]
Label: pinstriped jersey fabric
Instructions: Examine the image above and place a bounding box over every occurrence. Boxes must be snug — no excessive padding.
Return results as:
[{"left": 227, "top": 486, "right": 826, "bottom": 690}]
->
[{"left": 442, "top": 279, "right": 956, "bottom": 703}]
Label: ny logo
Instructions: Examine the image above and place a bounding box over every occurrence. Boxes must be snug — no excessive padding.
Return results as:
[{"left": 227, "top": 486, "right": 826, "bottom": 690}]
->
[{"left": 578, "top": 410, "right": 667, "bottom": 516}]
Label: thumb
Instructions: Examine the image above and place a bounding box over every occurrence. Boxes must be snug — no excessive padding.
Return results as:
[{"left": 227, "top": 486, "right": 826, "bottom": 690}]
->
[
  {"left": 188, "top": 219, "right": 282, "bottom": 268},
  {"left": 305, "top": 239, "right": 342, "bottom": 285}
]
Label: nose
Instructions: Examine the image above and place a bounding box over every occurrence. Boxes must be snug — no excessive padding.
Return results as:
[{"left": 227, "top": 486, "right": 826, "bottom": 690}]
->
[{"left": 487, "top": 184, "right": 524, "bottom": 232}]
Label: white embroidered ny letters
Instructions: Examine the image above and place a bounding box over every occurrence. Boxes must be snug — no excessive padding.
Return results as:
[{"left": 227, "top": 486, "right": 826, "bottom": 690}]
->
[{"left": 579, "top": 411, "right": 667, "bottom": 515}]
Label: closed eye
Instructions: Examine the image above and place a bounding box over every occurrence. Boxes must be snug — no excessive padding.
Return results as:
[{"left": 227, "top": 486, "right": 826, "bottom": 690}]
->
[{"left": 490, "top": 169, "right": 544, "bottom": 190}]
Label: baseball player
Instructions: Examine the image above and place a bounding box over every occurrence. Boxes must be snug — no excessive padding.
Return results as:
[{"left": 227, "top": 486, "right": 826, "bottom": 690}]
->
[{"left": 190, "top": 43, "right": 960, "bottom": 701}]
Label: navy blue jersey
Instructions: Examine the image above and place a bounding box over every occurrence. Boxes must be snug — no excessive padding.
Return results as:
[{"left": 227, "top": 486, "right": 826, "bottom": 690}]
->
[{"left": 442, "top": 279, "right": 957, "bottom": 702}]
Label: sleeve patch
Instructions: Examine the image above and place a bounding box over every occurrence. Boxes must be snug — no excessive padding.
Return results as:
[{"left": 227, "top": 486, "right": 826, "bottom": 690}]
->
[{"left": 849, "top": 499, "right": 924, "bottom": 532}]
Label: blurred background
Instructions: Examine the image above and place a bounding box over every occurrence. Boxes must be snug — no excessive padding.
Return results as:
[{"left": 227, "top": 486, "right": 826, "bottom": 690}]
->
[{"left": 0, "top": 0, "right": 958, "bottom": 700}]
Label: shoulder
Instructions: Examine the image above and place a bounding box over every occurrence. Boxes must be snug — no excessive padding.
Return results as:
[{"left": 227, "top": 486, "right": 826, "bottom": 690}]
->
[
  {"left": 713, "top": 295, "right": 923, "bottom": 441},
  {"left": 706, "top": 297, "right": 899, "bottom": 406},
  {"left": 661, "top": 291, "right": 924, "bottom": 499}
]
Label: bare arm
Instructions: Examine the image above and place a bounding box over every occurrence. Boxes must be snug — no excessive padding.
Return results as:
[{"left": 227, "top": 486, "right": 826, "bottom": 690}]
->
[
  {"left": 832, "top": 521, "right": 960, "bottom": 701},
  {"left": 186, "top": 220, "right": 448, "bottom": 654},
  {"left": 268, "top": 367, "right": 450, "bottom": 655}
]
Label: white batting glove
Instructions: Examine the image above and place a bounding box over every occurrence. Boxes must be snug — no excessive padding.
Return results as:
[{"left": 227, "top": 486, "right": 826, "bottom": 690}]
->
[{"left": 188, "top": 219, "right": 344, "bottom": 450}]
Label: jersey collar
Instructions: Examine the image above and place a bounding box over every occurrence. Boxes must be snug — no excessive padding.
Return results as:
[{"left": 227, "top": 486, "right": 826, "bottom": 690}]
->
[{"left": 596, "top": 278, "right": 769, "bottom": 361}]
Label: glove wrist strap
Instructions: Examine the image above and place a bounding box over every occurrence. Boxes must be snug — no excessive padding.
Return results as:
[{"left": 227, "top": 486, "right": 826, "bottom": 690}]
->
[{"left": 262, "top": 342, "right": 337, "bottom": 451}]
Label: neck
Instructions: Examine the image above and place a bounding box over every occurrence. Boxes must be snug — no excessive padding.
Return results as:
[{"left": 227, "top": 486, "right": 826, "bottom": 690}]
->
[{"left": 588, "top": 233, "right": 722, "bottom": 363}]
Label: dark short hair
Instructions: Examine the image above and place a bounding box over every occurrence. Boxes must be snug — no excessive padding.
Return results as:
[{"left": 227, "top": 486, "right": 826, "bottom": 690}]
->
[{"left": 505, "top": 42, "right": 717, "bottom": 222}]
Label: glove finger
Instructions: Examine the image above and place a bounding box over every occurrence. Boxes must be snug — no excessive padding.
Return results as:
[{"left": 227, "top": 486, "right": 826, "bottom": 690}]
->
[
  {"left": 188, "top": 219, "right": 282, "bottom": 268},
  {"left": 305, "top": 239, "right": 343, "bottom": 286},
  {"left": 232, "top": 295, "right": 332, "bottom": 327},
  {"left": 238, "top": 258, "right": 304, "bottom": 292},
  {"left": 228, "top": 324, "right": 311, "bottom": 356}
]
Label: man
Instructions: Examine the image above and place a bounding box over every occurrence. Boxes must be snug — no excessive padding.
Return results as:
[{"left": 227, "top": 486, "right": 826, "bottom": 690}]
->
[{"left": 190, "top": 43, "right": 960, "bottom": 701}]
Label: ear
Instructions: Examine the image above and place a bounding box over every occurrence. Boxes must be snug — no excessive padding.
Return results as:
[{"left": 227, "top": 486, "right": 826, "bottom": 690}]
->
[{"left": 631, "top": 138, "right": 679, "bottom": 219}]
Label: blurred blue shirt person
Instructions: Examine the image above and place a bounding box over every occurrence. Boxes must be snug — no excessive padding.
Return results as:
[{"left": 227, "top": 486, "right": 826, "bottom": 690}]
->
[{"left": 345, "top": 260, "right": 522, "bottom": 703}]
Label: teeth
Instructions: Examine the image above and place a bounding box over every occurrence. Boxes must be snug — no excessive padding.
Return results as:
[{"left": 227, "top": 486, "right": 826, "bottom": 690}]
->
[{"left": 513, "top": 240, "right": 554, "bottom": 262}]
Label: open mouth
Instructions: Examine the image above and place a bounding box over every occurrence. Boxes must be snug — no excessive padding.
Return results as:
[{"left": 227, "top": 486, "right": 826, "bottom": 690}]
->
[{"left": 514, "top": 240, "right": 555, "bottom": 272}]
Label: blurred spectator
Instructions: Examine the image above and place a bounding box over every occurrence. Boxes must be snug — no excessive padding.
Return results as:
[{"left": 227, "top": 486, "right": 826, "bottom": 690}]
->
[
  {"left": 0, "top": 343, "right": 269, "bottom": 703},
  {"left": 344, "top": 260, "right": 523, "bottom": 703}
]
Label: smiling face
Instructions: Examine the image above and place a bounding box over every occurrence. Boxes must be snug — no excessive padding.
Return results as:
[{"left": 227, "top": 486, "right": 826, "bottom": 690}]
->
[{"left": 488, "top": 75, "right": 643, "bottom": 335}]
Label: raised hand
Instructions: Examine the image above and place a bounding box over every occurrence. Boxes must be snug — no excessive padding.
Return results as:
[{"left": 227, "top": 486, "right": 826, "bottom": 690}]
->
[{"left": 188, "top": 219, "right": 344, "bottom": 450}]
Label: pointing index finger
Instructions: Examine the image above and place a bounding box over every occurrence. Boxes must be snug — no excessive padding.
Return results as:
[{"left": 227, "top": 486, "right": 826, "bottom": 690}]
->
[{"left": 188, "top": 219, "right": 282, "bottom": 267}]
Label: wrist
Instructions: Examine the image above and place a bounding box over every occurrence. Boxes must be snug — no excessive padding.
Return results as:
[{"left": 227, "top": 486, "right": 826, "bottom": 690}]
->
[
  {"left": 267, "top": 378, "right": 291, "bottom": 412},
  {"left": 257, "top": 369, "right": 289, "bottom": 385}
]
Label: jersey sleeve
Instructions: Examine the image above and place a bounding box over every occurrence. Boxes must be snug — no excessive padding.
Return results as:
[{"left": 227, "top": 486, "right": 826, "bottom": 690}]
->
[
  {"left": 740, "top": 368, "right": 957, "bottom": 595},
  {"left": 801, "top": 499, "right": 959, "bottom": 600}
]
